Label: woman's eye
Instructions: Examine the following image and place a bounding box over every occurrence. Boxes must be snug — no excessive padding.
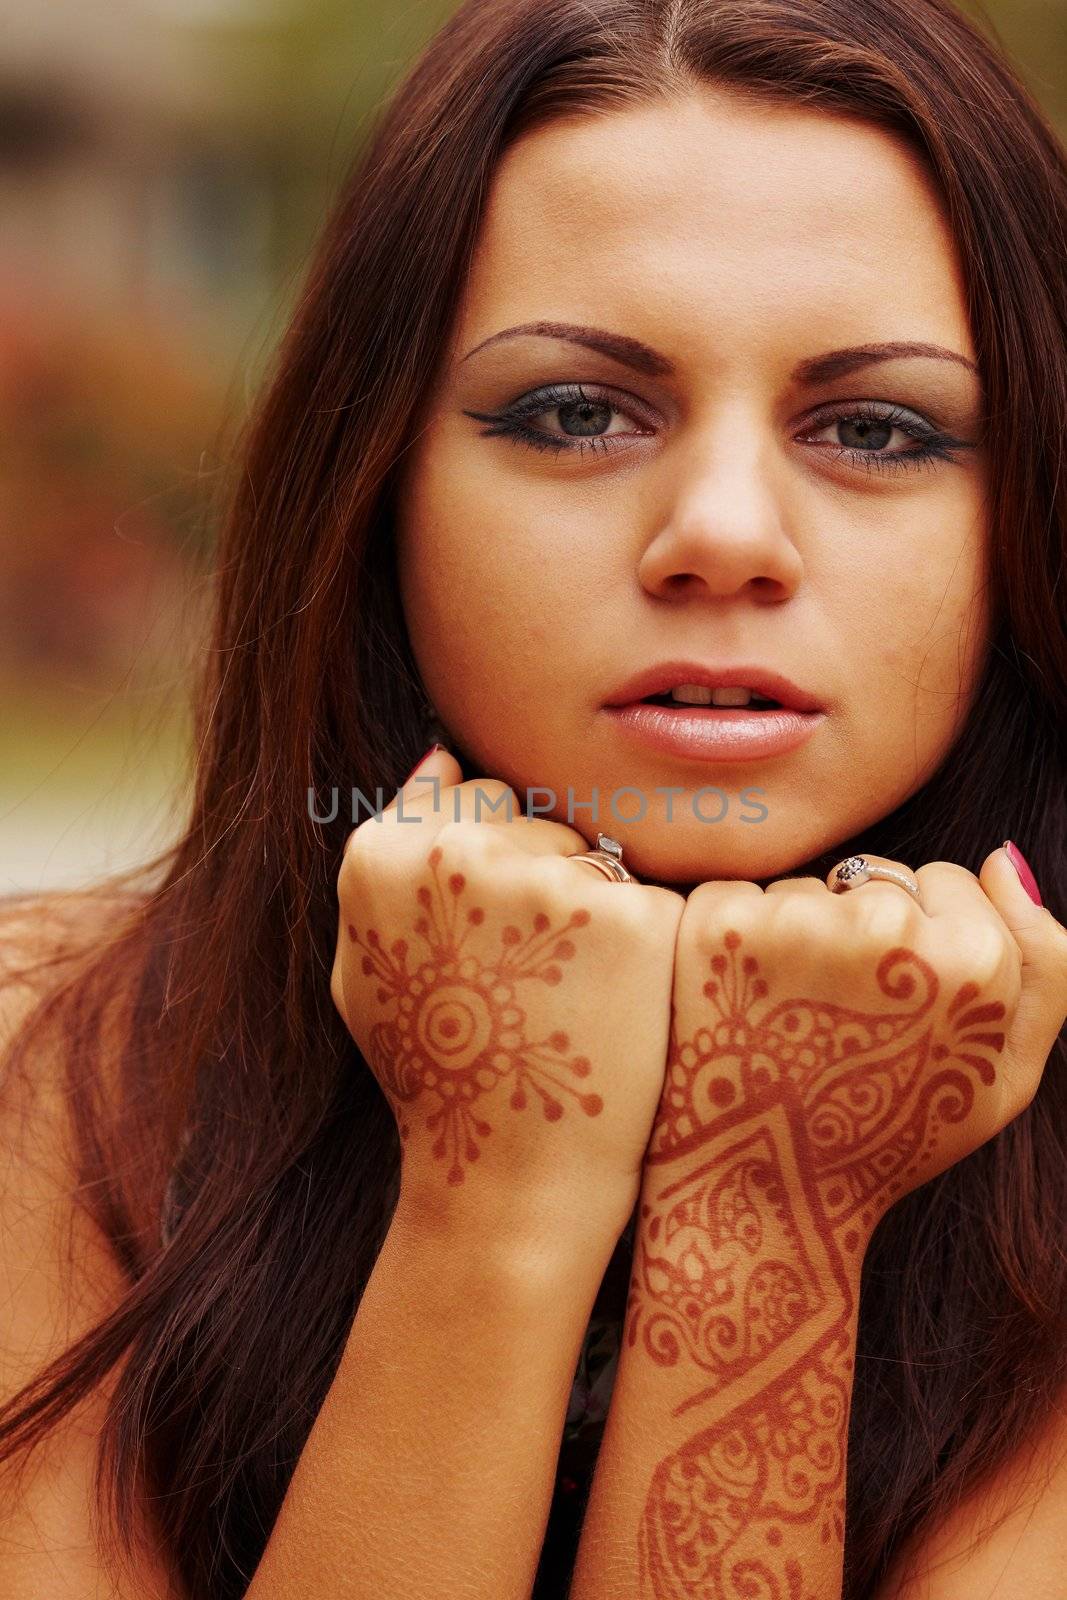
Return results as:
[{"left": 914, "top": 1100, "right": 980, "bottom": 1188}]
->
[
  {"left": 798, "top": 404, "right": 971, "bottom": 474},
  {"left": 463, "top": 383, "right": 650, "bottom": 457}
]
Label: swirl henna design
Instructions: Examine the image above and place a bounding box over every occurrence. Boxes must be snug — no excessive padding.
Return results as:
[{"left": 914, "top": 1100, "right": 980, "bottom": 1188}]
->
[
  {"left": 346, "top": 843, "right": 603, "bottom": 1184},
  {"left": 640, "top": 1334, "right": 852, "bottom": 1600},
  {"left": 628, "top": 1139, "right": 826, "bottom": 1396},
  {"left": 625, "top": 931, "right": 1006, "bottom": 1598}
]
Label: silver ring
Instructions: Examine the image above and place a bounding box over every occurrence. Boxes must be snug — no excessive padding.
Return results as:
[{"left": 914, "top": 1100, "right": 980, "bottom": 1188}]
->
[
  {"left": 827, "top": 854, "right": 922, "bottom": 903},
  {"left": 568, "top": 833, "right": 636, "bottom": 883}
]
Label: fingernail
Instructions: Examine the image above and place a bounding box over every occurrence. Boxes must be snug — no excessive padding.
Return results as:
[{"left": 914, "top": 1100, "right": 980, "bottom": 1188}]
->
[
  {"left": 1002, "top": 839, "right": 1042, "bottom": 906},
  {"left": 401, "top": 743, "right": 442, "bottom": 785}
]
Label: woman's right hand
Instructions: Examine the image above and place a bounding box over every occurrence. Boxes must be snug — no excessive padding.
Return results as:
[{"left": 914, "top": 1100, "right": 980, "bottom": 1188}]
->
[{"left": 331, "top": 746, "right": 684, "bottom": 1250}]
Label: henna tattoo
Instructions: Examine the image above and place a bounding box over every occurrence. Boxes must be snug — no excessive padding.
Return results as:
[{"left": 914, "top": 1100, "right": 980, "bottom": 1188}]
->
[
  {"left": 347, "top": 844, "right": 602, "bottom": 1183},
  {"left": 627, "top": 931, "right": 1006, "bottom": 1597},
  {"left": 640, "top": 1334, "right": 851, "bottom": 1600}
]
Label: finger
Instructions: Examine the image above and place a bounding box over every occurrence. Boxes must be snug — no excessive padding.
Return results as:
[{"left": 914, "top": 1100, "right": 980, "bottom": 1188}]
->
[
  {"left": 380, "top": 743, "right": 463, "bottom": 817},
  {"left": 681, "top": 878, "right": 766, "bottom": 918},
  {"left": 914, "top": 859, "right": 1010, "bottom": 935},
  {"left": 914, "top": 859, "right": 1023, "bottom": 987},
  {"left": 979, "top": 844, "right": 1067, "bottom": 1075},
  {"left": 381, "top": 750, "right": 588, "bottom": 854},
  {"left": 383, "top": 750, "right": 526, "bottom": 831},
  {"left": 443, "top": 782, "right": 579, "bottom": 835},
  {"left": 342, "top": 744, "right": 461, "bottom": 863},
  {"left": 499, "top": 815, "right": 602, "bottom": 857},
  {"left": 763, "top": 875, "right": 829, "bottom": 897},
  {"left": 979, "top": 846, "right": 1059, "bottom": 977}
]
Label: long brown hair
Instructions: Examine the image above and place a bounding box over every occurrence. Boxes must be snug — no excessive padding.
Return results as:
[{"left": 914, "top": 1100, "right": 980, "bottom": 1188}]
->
[{"left": 2, "top": 1, "right": 1065, "bottom": 1595}]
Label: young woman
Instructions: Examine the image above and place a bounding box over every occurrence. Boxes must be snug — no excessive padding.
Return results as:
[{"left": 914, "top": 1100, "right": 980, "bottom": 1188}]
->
[{"left": 2, "top": 0, "right": 1066, "bottom": 1597}]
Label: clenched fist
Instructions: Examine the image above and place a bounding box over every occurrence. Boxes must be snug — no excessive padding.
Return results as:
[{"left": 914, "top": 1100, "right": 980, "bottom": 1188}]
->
[
  {"left": 627, "top": 849, "right": 1067, "bottom": 1396},
  {"left": 331, "top": 747, "right": 685, "bottom": 1251}
]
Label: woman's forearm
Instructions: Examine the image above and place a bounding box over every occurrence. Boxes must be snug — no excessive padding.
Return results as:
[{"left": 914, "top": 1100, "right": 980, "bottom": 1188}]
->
[
  {"left": 244, "top": 1197, "right": 614, "bottom": 1600},
  {"left": 569, "top": 886, "right": 1024, "bottom": 1596},
  {"left": 570, "top": 1128, "right": 861, "bottom": 1599}
]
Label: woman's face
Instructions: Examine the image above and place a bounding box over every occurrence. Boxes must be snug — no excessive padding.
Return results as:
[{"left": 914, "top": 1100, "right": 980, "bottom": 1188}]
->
[{"left": 395, "top": 89, "right": 990, "bottom": 887}]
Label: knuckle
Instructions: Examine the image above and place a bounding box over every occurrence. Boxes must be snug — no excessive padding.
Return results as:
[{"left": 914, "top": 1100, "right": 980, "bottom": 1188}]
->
[
  {"left": 764, "top": 875, "right": 823, "bottom": 896},
  {"left": 547, "top": 869, "right": 673, "bottom": 959},
  {"left": 918, "top": 860, "right": 980, "bottom": 893},
  {"left": 761, "top": 892, "right": 823, "bottom": 946},
  {"left": 953, "top": 928, "right": 1023, "bottom": 1011},
  {"left": 938, "top": 915, "right": 1013, "bottom": 986},
  {"left": 680, "top": 883, "right": 764, "bottom": 951},
  {"left": 642, "top": 883, "right": 688, "bottom": 931},
  {"left": 427, "top": 814, "right": 469, "bottom": 856},
  {"left": 429, "top": 817, "right": 548, "bottom": 903},
  {"left": 568, "top": 866, "right": 640, "bottom": 921},
  {"left": 439, "top": 813, "right": 510, "bottom": 866},
  {"left": 758, "top": 902, "right": 819, "bottom": 947},
  {"left": 337, "top": 813, "right": 406, "bottom": 900},
  {"left": 847, "top": 892, "right": 922, "bottom": 948},
  {"left": 619, "top": 887, "right": 677, "bottom": 945}
]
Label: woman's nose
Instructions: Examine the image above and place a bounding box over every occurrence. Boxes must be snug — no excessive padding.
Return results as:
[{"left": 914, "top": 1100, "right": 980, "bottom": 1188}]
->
[{"left": 637, "top": 413, "right": 803, "bottom": 603}]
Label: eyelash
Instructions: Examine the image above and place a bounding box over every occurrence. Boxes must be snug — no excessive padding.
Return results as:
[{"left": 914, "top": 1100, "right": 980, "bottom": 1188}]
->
[{"left": 464, "top": 383, "right": 973, "bottom": 476}]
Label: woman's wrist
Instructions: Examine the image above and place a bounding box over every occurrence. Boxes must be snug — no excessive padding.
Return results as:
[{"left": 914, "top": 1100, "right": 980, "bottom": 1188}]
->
[{"left": 390, "top": 1169, "right": 631, "bottom": 1292}]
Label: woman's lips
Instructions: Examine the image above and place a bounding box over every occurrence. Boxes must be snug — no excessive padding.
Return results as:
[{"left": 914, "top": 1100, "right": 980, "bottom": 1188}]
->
[{"left": 603, "top": 701, "right": 826, "bottom": 762}]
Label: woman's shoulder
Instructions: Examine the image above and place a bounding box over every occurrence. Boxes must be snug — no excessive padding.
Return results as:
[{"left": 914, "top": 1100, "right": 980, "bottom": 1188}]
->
[
  {"left": 0, "top": 881, "right": 140, "bottom": 1218},
  {"left": 0, "top": 885, "right": 154, "bottom": 1261},
  {"left": 0, "top": 890, "right": 182, "bottom": 1596},
  {"left": 0, "top": 885, "right": 140, "bottom": 993},
  {"left": 0, "top": 884, "right": 143, "bottom": 1054},
  {"left": 0, "top": 888, "right": 124, "bottom": 1286},
  {"left": 874, "top": 1393, "right": 1067, "bottom": 1597}
]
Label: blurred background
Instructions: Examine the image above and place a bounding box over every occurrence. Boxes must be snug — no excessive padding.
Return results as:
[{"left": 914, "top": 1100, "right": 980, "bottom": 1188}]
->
[{"left": 1, "top": 0, "right": 1064, "bottom": 893}]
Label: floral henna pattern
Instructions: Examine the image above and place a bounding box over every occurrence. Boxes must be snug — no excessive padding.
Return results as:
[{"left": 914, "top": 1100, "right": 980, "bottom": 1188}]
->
[
  {"left": 627, "top": 931, "right": 1006, "bottom": 1597},
  {"left": 347, "top": 844, "right": 602, "bottom": 1183}
]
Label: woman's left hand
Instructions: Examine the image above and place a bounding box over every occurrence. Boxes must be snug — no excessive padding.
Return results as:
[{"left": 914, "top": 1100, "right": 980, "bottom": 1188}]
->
[
  {"left": 643, "top": 847, "right": 1067, "bottom": 1253},
  {"left": 568, "top": 847, "right": 1067, "bottom": 1600}
]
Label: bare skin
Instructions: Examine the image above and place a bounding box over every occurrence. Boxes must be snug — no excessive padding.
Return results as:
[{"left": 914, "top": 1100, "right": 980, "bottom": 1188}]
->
[{"left": 394, "top": 89, "right": 991, "bottom": 889}]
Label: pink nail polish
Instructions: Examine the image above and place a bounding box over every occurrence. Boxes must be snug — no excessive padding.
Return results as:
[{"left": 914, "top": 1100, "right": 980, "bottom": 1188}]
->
[
  {"left": 401, "top": 744, "right": 441, "bottom": 785},
  {"left": 1003, "top": 839, "right": 1042, "bottom": 906}
]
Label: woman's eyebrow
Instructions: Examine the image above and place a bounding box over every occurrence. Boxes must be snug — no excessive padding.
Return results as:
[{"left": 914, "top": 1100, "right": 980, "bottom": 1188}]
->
[
  {"left": 459, "top": 321, "right": 978, "bottom": 383},
  {"left": 460, "top": 321, "right": 673, "bottom": 375},
  {"left": 793, "top": 341, "right": 979, "bottom": 383}
]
